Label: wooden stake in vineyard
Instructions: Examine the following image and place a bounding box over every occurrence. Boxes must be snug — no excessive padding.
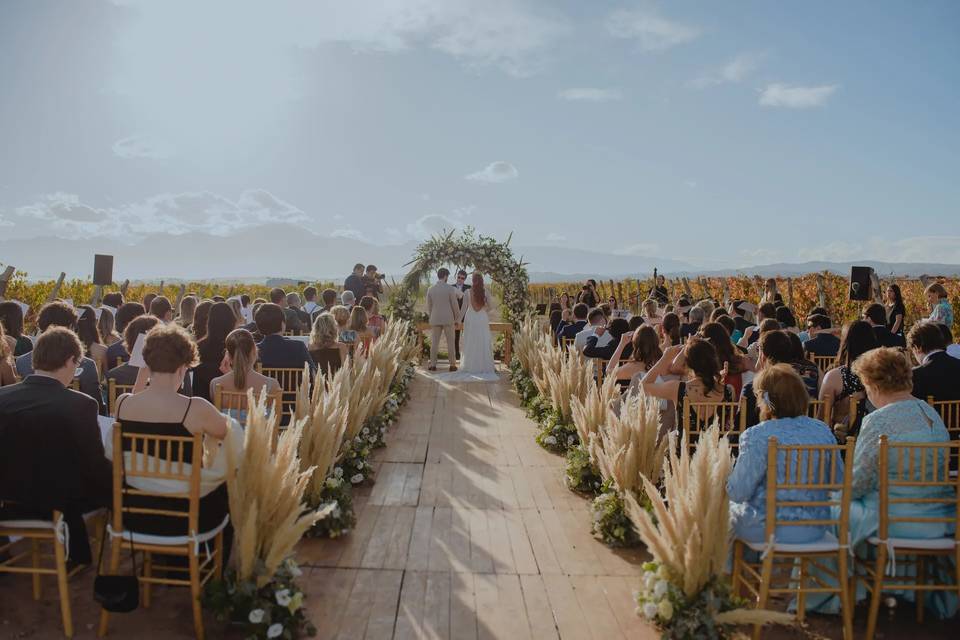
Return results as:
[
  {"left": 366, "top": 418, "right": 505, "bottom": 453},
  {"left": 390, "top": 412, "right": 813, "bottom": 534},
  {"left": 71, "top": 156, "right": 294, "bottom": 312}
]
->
[
  {"left": 869, "top": 270, "right": 883, "bottom": 303},
  {"left": 89, "top": 285, "right": 103, "bottom": 306},
  {"left": 120, "top": 279, "right": 130, "bottom": 296},
  {"left": 816, "top": 274, "right": 826, "bottom": 309},
  {"left": 0, "top": 265, "right": 15, "bottom": 301},
  {"left": 722, "top": 279, "right": 730, "bottom": 307},
  {"left": 175, "top": 283, "right": 186, "bottom": 309},
  {"left": 46, "top": 272, "right": 66, "bottom": 304},
  {"left": 786, "top": 277, "right": 794, "bottom": 308},
  {"left": 681, "top": 277, "right": 693, "bottom": 299}
]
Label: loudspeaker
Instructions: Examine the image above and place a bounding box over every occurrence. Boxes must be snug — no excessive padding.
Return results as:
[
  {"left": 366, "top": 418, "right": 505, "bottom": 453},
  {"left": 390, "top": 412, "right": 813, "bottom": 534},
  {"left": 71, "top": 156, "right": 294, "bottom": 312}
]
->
[
  {"left": 849, "top": 266, "right": 872, "bottom": 301},
  {"left": 93, "top": 254, "right": 114, "bottom": 286}
]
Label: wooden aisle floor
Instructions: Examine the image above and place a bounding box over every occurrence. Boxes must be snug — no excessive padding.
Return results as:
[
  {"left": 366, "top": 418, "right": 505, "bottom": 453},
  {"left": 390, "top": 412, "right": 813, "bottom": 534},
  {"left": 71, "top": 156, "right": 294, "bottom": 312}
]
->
[{"left": 297, "top": 369, "right": 656, "bottom": 640}]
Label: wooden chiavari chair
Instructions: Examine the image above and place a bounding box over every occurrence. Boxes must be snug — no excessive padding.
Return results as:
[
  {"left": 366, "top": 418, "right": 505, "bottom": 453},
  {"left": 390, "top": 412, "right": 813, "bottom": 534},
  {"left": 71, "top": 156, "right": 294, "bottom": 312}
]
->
[
  {"left": 731, "top": 437, "right": 856, "bottom": 640},
  {"left": 0, "top": 508, "right": 104, "bottom": 637},
  {"left": 98, "top": 424, "right": 226, "bottom": 639},
  {"left": 107, "top": 378, "right": 135, "bottom": 417},
  {"left": 281, "top": 329, "right": 301, "bottom": 337},
  {"left": 927, "top": 397, "right": 960, "bottom": 442},
  {"left": 212, "top": 385, "right": 282, "bottom": 438},
  {"left": 806, "top": 397, "right": 834, "bottom": 425},
  {"left": 682, "top": 398, "right": 746, "bottom": 454},
  {"left": 810, "top": 354, "right": 836, "bottom": 375},
  {"left": 857, "top": 438, "right": 960, "bottom": 640},
  {"left": 561, "top": 337, "right": 575, "bottom": 351},
  {"left": 68, "top": 379, "right": 80, "bottom": 391},
  {"left": 258, "top": 367, "right": 306, "bottom": 424}
]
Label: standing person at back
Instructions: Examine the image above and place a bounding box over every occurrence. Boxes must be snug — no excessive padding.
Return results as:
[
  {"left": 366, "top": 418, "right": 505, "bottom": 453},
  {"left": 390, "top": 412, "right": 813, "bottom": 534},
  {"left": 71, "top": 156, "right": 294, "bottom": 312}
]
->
[
  {"left": 344, "top": 263, "right": 367, "bottom": 301},
  {"left": 426, "top": 268, "right": 461, "bottom": 372}
]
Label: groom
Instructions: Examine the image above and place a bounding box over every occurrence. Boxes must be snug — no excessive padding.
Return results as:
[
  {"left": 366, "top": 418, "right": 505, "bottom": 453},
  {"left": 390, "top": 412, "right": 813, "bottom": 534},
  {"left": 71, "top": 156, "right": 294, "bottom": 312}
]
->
[{"left": 426, "top": 268, "right": 461, "bottom": 372}]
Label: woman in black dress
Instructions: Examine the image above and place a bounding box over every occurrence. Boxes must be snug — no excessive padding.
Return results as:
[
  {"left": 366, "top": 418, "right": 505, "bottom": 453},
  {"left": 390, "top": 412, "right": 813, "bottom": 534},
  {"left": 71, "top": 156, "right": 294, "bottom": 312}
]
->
[
  {"left": 192, "top": 302, "right": 236, "bottom": 401},
  {"left": 884, "top": 283, "right": 906, "bottom": 338}
]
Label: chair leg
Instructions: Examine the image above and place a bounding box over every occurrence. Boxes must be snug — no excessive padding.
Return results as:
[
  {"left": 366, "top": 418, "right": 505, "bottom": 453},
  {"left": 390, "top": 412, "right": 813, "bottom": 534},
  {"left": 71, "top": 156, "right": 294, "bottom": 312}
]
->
[
  {"left": 31, "top": 538, "right": 42, "bottom": 600},
  {"left": 188, "top": 548, "right": 205, "bottom": 640},
  {"left": 752, "top": 552, "right": 775, "bottom": 640},
  {"left": 796, "top": 558, "right": 806, "bottom": 623},
  {"left": 837, "top": 550, "right": 853, "bottom": 640},
  {"left": 865, "top": 546, "right": 886, "bottom": 640},
  {"left": 731, "top": 541, "right": 744, "bottom": 598},
  {"left": 214, "top": 532, "right": 224, "bottom": 579},
  {"left": 916, "top": 556, "right": 925, "bottom": 624},
  {"left": 97, "top": 537, "right": 123, "bottom": 637},
  {"left": 143, "top": 552, "right": 152, "bottom": 609},
  {"left": 53, "top": 534, "right": 74, "bottom": 638}
]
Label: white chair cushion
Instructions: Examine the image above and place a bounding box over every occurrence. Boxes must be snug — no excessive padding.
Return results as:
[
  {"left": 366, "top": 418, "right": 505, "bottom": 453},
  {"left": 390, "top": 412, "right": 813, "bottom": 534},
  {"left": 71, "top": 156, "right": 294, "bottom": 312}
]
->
[
  {"left": 744, "top": 531, "right": 841, "bottom": 553},
  {"left": 867, "top": 536, "right": 957, "bottom": 550},
  {"left": 0, "top": 519, "right": 54, "bottom": 530},
  {"left": 109, "top": 515, "right": 229, "bottom": 548}
]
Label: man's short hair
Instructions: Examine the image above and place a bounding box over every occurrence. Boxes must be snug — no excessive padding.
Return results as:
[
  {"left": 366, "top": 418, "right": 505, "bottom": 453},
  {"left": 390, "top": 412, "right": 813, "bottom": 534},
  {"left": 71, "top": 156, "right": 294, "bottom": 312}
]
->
[
  {"left": 255, "top": 303, "right": 285, "bottom": 335},
  {"left": 102, "top": 292, "right": 124, "bottom": 308},
  {"left": 321, "top": 288, "right": 338, "bottom": 306},
  {"left": 437, "top": 268, "right": 450, "bottom": 280},
  {"left": 908, "top": 321, "right": 947, "bottom": 353},
  {"left": 759, "top": 330, "right": 793, "bottom": 364},
  {"left": 365, "top": 265, "right": 377, "bottom": 273},
  {"left": 269, "top": 288, "right": 286, "bottom": 304},
  {"left": 37, "top": 301, "right": 78, "bottom": 332},
  {"left": 303, "top": 286, "right": 317, "bottom": 301},
  {"left": 573, "top": 303, "right": 589, "bottom": 320},
  {"left": 32, "top": 326, "right": 82, "bottom": 372},
  {"left": 115, "top": 302, "right": 145, "bottom": 333},
  {"left": 457, "top": 269, "right": 468, "bottom": 278},
  {"left": 863, "top": 303, "right": 886, "bottom": 326},
  {"left": 587, "top": 308, "right": 606, "bottom": 323},
  {"left": 359, "top": 295, "right": 376, "bottom": 311},
  {"left": 149, "top": 296, "right": 173, "bottom": 318},
  {"left": 240, "top": 294, "right": 251, "bottom": 306},
  {"left": 806, "top": 314, "right": 832, "bottom": 330},
  {"left": 354, "top": 263, "right": 366, "bottom": 272},
  {"left": 759, "top": 302, "right": 777, "bottom": 320},
  {"left": 341, "top": 290, "right": 356, "bottom": 306},
  {"left": 688, "top": 306, "right": 705, "bottom": 324},
  {"left": 286, "top": 292, "right": 301, "bottom": 307},
  {"left": 124, "top": 315, "right": 161, "bottom": 353}
]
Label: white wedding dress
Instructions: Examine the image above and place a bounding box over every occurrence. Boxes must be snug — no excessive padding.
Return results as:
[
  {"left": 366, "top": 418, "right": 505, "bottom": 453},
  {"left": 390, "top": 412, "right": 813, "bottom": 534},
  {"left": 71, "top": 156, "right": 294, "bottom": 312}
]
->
[{"left": 435, "top": 292, "right": 499, "bottom": 382}]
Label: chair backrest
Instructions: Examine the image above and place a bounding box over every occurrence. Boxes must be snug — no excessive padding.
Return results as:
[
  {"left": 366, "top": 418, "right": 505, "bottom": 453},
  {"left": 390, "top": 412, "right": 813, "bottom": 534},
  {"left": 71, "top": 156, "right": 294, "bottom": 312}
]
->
[
  {"left": 281, "top": 330, "right": 301, "bottom": 337},
  {"left": 811, "top": 354, "right": 836, "bottom": 374},
  {"left": 877, "top": 437, "right": 960, "bottom": 541},
  {"left": 107, "top": 378, "right": 135, "bottom": 416},
  {"left": 765, "top": 436, "right": 855, "bottom": 542},
  {"left": 927, "top": 398, "right": 960, "bottom": 441},
  {"left": 562, "top": 337, "right": 575, "bottom": 350},
  {"left": 212, "top": 385, "right": 282, "bottom": 419},
  {"left": 806, "top": 397, "right": 834, "bottom": 424},
  {"left": 69, "top": 378, "right": 80, "bottom": 391},
  {"left": 682, "top": 398, "right": 746, "bottom": 453},
  {"left": 258, "top": 367, "right": 305, "bottom": 421},
  {"left": 110, "top": 421, "right": 203, "bottom": 537}
]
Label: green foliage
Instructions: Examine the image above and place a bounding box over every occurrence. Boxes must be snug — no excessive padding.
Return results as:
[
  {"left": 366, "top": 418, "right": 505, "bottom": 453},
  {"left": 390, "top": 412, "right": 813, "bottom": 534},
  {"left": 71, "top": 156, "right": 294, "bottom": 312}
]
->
[
  {"left": 590, "top": 484, "right": 640, "bottom": 547},
  {"left": 305, "top": 470, "right": 356, "bottom": 539},
  {"left": 565, "top": 446, "right": 603, "bottom": 494},
  {"left": 535, "top": 411, "right": 578, "bottom": 454}
]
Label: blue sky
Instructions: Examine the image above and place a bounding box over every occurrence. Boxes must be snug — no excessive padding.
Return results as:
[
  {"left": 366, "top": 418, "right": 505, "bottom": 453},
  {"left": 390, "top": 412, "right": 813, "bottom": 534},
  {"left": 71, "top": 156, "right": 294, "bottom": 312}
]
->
[{"left": 1, "top": 0, "right": 958, "bottom": 271}]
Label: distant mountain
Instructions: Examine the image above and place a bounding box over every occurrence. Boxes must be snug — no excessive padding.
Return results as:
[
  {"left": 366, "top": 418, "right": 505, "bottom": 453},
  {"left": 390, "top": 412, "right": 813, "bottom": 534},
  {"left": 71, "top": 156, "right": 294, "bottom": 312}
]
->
[{"left": 2, "top": 230, "right": 958, "bottom": 281}]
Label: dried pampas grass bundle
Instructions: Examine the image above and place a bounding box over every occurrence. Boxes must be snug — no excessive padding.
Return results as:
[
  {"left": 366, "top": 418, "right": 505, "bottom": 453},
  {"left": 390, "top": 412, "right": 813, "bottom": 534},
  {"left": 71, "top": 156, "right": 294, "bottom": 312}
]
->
[
  {"left": 296, "top": 367, "right": 349, "bottom": 505},
  {"left": 227, "top": 388, "right": 334, "bottom": 587},
  {"left": 591, "top": 390, "right": 667, "bottom": 495},
  {"left": 571, "top": 375, "right": 620, "bottom": 468},
  {"left": 543, "top": 346, "right": 592, "bottom": 422},
  {"left": 515, "top": 316, "right": 549, "bottom": 376}
]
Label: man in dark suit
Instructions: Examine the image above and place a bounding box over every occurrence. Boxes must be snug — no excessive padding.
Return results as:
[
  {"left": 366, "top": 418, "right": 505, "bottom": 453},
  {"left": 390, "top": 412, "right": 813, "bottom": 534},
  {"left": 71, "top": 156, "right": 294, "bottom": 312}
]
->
[
  {"left": 909, "top": 321, "right": 960, "bottom": 403},
  {"left": 557, "top": 303, "right": 589, "bottom": 342},
  {"left": 802, "top": 314, "right": 840, "bottom": 357},
  {"left": 452, "top": 269, "right": 470, "bottom": 359},
  {"left": 255, "top": 303, "right": 316, "bottom": 374},
  {"left": 0, "top": 328, "right": 112, "bottom": 564},
  {"left": 15, "top": 301, "right": 103, "bottom": 412},
  {"left": 105, "top": 302, "right": 146, "bottom": 367},
  {"left": 865, "top": 303, "right": 906, "bottom": 348},
  {"left": 269, "top": 288, "right": 304, "bottom": 334},
  {"left": 344, "top": 263, "right": 367, "bottom": 301}
]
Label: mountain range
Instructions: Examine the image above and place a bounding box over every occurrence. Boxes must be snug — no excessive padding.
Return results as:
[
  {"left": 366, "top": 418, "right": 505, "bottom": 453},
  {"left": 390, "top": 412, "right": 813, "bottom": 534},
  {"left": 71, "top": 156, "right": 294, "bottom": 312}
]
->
[{"left": 2, "top": 227, "right": 959, "bottom": 282}]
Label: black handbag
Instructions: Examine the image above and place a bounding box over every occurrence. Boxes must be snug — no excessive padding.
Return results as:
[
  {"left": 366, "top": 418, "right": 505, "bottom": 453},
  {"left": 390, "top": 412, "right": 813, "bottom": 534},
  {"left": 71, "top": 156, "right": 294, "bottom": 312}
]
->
[{"left": 93, "top": 424, "right": 140, "bottom": 613}]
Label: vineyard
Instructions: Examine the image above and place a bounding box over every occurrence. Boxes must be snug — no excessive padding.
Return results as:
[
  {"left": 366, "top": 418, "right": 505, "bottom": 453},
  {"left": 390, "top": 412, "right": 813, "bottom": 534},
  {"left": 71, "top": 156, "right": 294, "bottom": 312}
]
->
[{"left": 1, "top": 267, "right": 958, "bottom": 336}]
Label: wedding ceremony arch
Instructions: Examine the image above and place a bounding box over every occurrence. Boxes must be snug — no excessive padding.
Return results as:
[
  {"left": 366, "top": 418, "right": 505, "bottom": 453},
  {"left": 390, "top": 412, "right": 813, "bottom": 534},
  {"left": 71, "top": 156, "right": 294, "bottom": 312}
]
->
[{"left": 388, "top": 228, "right": 531, "bottom": 325}]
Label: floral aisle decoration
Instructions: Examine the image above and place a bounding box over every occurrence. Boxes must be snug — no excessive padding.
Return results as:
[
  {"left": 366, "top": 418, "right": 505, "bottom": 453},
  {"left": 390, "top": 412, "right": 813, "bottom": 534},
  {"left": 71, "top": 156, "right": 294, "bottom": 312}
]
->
[
  {"left": 588, "top": 391, "right": 667, "bottom": 546},
  {"left": 204, "top": 390, "right": 334, "bottom": 639},
  {"left": 566, "top": 375, "right": 619, "bottom": 493},
  {"left": 387, "top": 227, "right": 530, "bottom": 325},
  {"left": 625, "top": 426, "right": 793, "bottom": 639},
  {"left": 534, "top": 344, "right": 592, "bottom": 454}
]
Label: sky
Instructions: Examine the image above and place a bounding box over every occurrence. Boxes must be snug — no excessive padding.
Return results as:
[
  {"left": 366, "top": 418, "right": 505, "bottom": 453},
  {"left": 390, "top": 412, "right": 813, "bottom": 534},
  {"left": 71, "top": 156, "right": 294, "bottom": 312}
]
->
[{"left": 1, "top": 0, "right": 959, "bottom": 276}]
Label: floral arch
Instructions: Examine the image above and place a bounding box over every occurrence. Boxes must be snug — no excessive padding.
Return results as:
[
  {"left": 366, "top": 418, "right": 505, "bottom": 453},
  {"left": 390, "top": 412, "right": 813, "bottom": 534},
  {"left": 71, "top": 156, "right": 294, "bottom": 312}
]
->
[{"left": 388, "top": 228, "right": 530, "bottom": 325}]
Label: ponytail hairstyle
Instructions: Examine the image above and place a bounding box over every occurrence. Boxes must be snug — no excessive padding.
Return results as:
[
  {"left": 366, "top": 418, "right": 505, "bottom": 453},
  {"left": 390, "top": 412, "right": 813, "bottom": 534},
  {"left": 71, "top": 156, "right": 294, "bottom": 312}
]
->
[
  {"left": 76, "top": 305, "right": 102, "bottom": 350},
  {"left": 471, "top": 273, "right": 485, "bottom": 308},
  {"left": 225, "top": 328, "right": 257, "bottom": 390},
  {"left": 661, "top": 312, "right": 681, "bottom": 346}
]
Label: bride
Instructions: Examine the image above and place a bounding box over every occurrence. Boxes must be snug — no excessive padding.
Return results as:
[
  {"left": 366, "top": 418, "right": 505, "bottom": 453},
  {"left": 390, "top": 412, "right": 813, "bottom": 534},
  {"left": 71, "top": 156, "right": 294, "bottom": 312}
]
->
[{"left": 453, "top": 272, "right": 498, "bottom": 380}]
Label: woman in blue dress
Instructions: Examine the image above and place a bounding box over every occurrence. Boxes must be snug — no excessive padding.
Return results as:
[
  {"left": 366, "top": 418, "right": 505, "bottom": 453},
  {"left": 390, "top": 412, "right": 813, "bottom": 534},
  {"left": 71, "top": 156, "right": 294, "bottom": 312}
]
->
[{"left": 209, "top": 328, "right": 281, "bottom": 425}]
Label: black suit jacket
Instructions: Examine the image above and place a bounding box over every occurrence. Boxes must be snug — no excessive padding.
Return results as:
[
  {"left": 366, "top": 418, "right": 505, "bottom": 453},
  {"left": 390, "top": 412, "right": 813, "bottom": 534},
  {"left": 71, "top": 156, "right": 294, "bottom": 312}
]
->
[
  {"left": 257, "top": 334, "right": 316, "bottom": 374},
  {"left": 873, "top": 325, "right": 905, "bottom": 349},
  {"left": 105, "top": 340, "right": 129, "bottom": 368},
  {"left": 912, "top": 351, "right": 960, "bottom": 403},
  {"left": 454, "top": 283, "right": 471, "bottom": 309},
  {"left": 0, "top": 376, "right": 112, "bottom": 561}
]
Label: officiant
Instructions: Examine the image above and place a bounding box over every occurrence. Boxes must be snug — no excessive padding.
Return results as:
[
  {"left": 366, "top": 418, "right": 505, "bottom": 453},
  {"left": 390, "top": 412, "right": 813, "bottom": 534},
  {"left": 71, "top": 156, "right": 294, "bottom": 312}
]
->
[{"left": 453, "top": 269, "right": 470, "bottom": 360}]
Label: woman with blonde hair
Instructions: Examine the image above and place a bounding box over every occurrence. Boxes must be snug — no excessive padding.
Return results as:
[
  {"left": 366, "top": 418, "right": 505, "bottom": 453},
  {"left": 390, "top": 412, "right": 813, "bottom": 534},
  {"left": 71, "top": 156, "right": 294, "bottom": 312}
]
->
[
  {"left": 331, "top": 305, "right": 354, "bottom": 344},
  {"left": 307, "top": 313, "right": 348, "bottom": 374},
  {"left": 641, "top": 299, "right": 662, "bottom": 326},
  {"left": 177, "top": 295, "right": 198, "bottom": 330},
  {"left": 209, "top": 328, "right": 281, "bottom": 422}
]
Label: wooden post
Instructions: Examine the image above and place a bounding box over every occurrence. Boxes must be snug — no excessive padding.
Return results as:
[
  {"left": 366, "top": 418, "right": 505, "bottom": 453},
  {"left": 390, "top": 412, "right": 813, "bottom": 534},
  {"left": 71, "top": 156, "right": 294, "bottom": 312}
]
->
[
  {"left": 0, "top": 265, "right": 14, "bottom": 300},
  {"left": 919, "top": 274, "right": 935, "bottom": 288},
  {"left": 120, "top": 279, "right": 130, "bottom": 296},
  {"left": 174, "top": 284, "right": 186, "bottom": 309},
  {"left": 869, "top": 270, "right": 882, "bottom": 303},
  {"left": 753, "top": 276, "right": 765, "bottom": 302},
  {"left": 697, "top": 277, "right": 710, "bottom": 300},
  {"left": 158, "top": 280, "right": 165, "bottom": 295},
  {"left": 89, "top": 285, "right": 103, "bottom": 307},
  {"left": 816, "top": 274, "right": 826, "bottom": 309},
  {"left": 616, "top": 281, "right": 624, "bottom": 306},
  {"left": 722, "top": 280, "right": 730, "bottom": 307},
  {"left": 681, "top": 277, "right": 693, "bottom": 299},
  {"left": 46, "top": 272, "right": 66, "bottom": 303},
  {"left": 786, "top": 278, "right": 794, "bottom": 309}
]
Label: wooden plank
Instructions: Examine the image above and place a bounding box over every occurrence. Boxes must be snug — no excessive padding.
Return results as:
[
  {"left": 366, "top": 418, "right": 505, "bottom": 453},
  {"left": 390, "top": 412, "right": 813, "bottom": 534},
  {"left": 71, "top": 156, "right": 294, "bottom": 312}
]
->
[
  {"left": 406, "top": 505, "right": 434, "bottom": 571},
  {"left": 569, "top": 575, "right": 624, "bottom": 640},
  {"left": 542, "top": 574, "right": 593, "bottom": 640},
  {"left": 424, "top": 570, "right": 452, "bottom": 639},
  {"left": 428, "top": 506, "right": 454, "bottom": 572},
  {"left": 450, "top": 571, "right": 479, "bottom": 640},
  {"left": 394, "top": 571, "right": 428, "bottom": 640},
  {"left": 520, "top": 574, "right": 560, "bottom": 639},
  {"left": 520, "top": 509, "right": 563, "bottom": 576}
]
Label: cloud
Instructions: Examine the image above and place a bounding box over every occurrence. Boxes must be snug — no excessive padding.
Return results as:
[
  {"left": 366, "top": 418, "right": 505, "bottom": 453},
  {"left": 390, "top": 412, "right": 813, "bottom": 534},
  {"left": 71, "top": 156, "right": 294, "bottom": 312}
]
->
[
  {"left": 405, "top": 213, "right": 460, "bottom": 240},
  {"left": 605, "top": 7, "right": 700, "bottom": 52},
  {"left": 690, "top": 52, "right": 764, "bottom": 88},
  {"left": 545, "top": 233, "right": 566, "bottom": 244},
  {"left": 112, "top": 134, "right": 175, "bottom": 159},
  {"left": 758, "top": 83, "right": 838, "bottom": 108},
  {"left": 10, "top": 189, "right": 307, "bottom": 243},
  {"left": 330, "top": 227, "right": 364, "bottom": 241},
  {"left": 684, "top": 179, "right": 698, "bottom": 188},
  {"left": 615, "top": 242, "right": 660, "bottom": 256},
  {"left": 797, "top": 236, "right": 960, "bottom": 265},
  {"left": 557, "top": 87, "right": 622, "bottom": 102},
  {"left": 465, "top": 161, "right": 519, "bottom": 184}
]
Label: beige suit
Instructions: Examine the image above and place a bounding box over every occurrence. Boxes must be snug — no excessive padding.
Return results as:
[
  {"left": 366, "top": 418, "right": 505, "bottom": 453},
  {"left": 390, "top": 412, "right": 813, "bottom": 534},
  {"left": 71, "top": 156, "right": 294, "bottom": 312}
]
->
[{"left": 426, "top": 281, "right": 461, "bottom": 368}]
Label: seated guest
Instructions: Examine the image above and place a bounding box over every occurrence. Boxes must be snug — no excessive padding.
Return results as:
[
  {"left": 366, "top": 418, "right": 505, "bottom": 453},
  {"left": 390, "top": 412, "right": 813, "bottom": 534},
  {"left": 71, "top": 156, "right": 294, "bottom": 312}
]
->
[
  {"left": 348, "top": 306, "right": 373, "bottom": 349},
  {"left": 797, "top": 306, "right": 829, "bottom": 342},
  {"left": 728, "top": 365, "right": 840, "bottom": 544},
  {"left": 554, "top": 308, "right": 574, "bottom": 338},
  {"left": 331, "top": 305, "right": 355, "bottom": 345},
  {"left": 680, "top": 306, "right": 704, "bottom": 340},
  {"left": 786, "top": 332, "right": 821, "bottom": 397},
  {"left": 106, "top": 302, "right": 146, "bottom": 367},
  {"left": 584, "top": 317, "right": 629, "bottom": 360},
  {"left": 308, "top": 313, "right": 349, "bottom": 374},
  {"left": 149, "top": 295, "right": 174, "bottom": 323},
  {"left": 0, "top": 327, "right": 112, "bottom": 563},
  {"left": 729, "top": 300, "right": 752, "bottom": 335},
  {"left": 549, "top": 309, "right": 563, "bottom": 334},
  {"left": 941, "top": 324, "right": 960, "bottom": 359},
  {"left": 15, "top": 302, "right": 103, "bottom": 411},
  {"left": 302, "top": 286, "right": 320, "bottom": 317},
  {"left": 700, "top": 321, "right": 754, "bottom": 397},
  {"left": 340, "top": 290, "right": 356, "bottom": 309},
  {"left": 819, "top": 321, "right": 878, "bottom": 434},
  {"left": 575, "top": 307, "right": 608, "bottom": 352},
  {"left": 715, "top": 315, "right": 740, "bottom": 346},
  {"left": 925, "top": 282, "right": 954, "bottom": 328},
  {"left": 745, "top": 318, "right": 781, "bottom": 363},
  {"left": 360, "top": 296, "right": 385, "bottom": 338},
  {"left": 192, "top": 302, "right": 236, "bottom": 402},
  {"left": 863, "top": 302, "right": 905, "bottom": 348},
  {"left": 627, "top": 314, "right": 645, "bottom": 333},
  {"left": 106, "top": 315, "right": 160, "bottom": 386},
  {"left": 98, "top": 306, "right": 122, "bottom": 348},
  {"left": 192, "top": 300, "right": 213, "bottom": 341},
  {"left": 109, "top": 324, "right": 232, "bottom": 548},
  {"left": 641, "top": 299, "right": 662, "bottom": 326},
  {"left": 286, "top": 292, "right": 311, "bottom": 327},
  {"left": 802, "top": 314, "right": 840, "bottom": 358},
  {"left": 607, "top": 325, "right": 661, "bottom": 390},
  {"left": 102, "top": 291, "right": 124, "bottom": 310},
  {"left": 0, "top": 300, "right": 33, "bottom": 357},
  {"left": 776, "top": 306, "right": 799, "bottom": 334},
  {"left": 557, "top": 303, "right": 588, "bottom": 342},
  {"left": 77, "top": 305, "right": 109, "bottom": 377},
  {"left": 239, "top": 294, "right": 253, "bottom": 324},
  {"left": 741, "top": 302, "right": 778, "bottom": 347},
  {"left": 741, "top": 330, "right": 794, "bottom": 427},
  {"left": 177, "top": 295, "right": 198, "bottom": 330},
  {"left": 269, "top": 288, "right": 303, "bottom": 334},
  {"left": 659, "top": 312, "right": 681, "bottom": 349},
  {"left": 321, "top": 288, "right": 338, "bottom": 313},
  {"left": 227, "top": 298, "right": 244, "bottom": 327},
  {"left": 559, "top": 292, "right": 572, "bottom": 311},
  {"left": 142, "top": 292, "right": 157, "bottom": 313},
  {"left": 210, "top": 328, "right": 281, "bottom": 422},
  {"left": 908, "top": 321, "right": 960, "bottom": 403},
  {"left": 255, "top": 303, "right": 316, "bottom": 374},
  {"left": 0, "top": 323, "right": 17, "bottom": 385}
]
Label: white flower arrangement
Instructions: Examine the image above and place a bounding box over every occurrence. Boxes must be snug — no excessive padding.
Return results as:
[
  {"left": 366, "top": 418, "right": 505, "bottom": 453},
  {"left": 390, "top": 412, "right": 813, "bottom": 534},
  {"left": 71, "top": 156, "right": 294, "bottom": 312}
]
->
[
  {"left": 267, "top": 623, "right": 284, "bottom": 638},
  {"left": 248, "top": 608, "right": 266, "bottom": 624},
  {"left": 350, "top": 473, "right": 364, "bottom": 484}
]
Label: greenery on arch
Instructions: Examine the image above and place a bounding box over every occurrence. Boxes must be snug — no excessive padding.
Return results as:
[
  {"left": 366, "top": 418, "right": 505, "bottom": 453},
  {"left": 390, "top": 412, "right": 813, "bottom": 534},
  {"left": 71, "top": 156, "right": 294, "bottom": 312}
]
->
[{"left": 387, "top": 228, "right": 530, "bottom": 325}]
